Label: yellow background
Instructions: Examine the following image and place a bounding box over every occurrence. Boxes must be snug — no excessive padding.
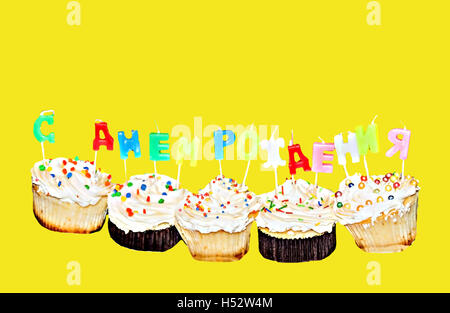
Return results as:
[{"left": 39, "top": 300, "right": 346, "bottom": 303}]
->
[{"left": 0, "top": 0, "right": 448, "bottom": 292}]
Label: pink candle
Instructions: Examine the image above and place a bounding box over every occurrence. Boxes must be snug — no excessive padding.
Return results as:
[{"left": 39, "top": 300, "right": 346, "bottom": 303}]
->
[
  {"left": 385, "top": 128, "right": 411, "bottom": 160},
  {"left": 312, "top": 143, "right": 335, "bottom": 173}
]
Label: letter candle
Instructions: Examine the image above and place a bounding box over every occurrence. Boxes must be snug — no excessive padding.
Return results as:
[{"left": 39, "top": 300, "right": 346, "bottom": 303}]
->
[
  {"left": 153, "top": 121, "right": 160, "bottom": 176},
  {"left": 118, "top": 130, "right": 141, "bottom": 180},
  {"left": 92, "top": 119, "right": 114, "bottom": 169},
  {"left": 386, "top": 125, "right": 411, "bottom": 180},
  {"left": 214, "top": 129, "right": 236, "bottom": 177},
  {"left": 173, "top": 136, "right": 200, "bottom": 188},
  {"left": 260, "top": 126, "right": 286, "bottom": 191},
  {"left": 355, "top": 115, "right": 379, "bottom": 177},
  {"left": 237, "top": 125, "right": 258, "bottom": 186},
  {"left": 334, "top": 131, "right": 360, "bottom": 178},
  {"left": 287, "top": 129, "right": 311, "bottom": 182},
  {"left": 33, "top": 110, "right": 55, "bottom": 165},
  {"left": 312, "top": 137, "right": 335, "bottom": 188}
]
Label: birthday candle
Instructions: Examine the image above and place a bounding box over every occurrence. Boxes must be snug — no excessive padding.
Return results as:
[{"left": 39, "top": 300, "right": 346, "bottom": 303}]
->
[
  {"left": 149, "top": 132, "right": 170, "bottom": 161},
  {"left": 260, "top": 127, "right": 285, "bottom": 190},
  {"left": 118, "top": 130, "right": 141, "bottom": 160},
  {"left": 173, "top": 136, "right": 200, "bottom": 167},
  {"left": 237, "top": 125, "right": 258, "bottom": 186},
  {"left": 385, "top": 128, "right": 411, "bottom": 160},
  {"left": 93, "top": 121, "right": 114, "bottom": 151},
  {"left": 334, "top": 132, "right": 360, "bottom": 165},
  {"left": 260, "top": 135, "right": 286, "bottom": 169},
  {"left": 312, "top": 142, "right": 335, "bottom": 173},
  {"left": 33, "top": 111, "right": 55, "bottom": 144},
  {"left": 173, "top": 136, "right": 200, "bottom": 188},
  {"left": 214, "top": 129, "right": 236, "bottom": 177},
  {"left": 214, "top": 130, "right": 236, "bottom": 160},
  {"left": 33, "top": 110, "right": 55, "bottom": 164},
  {"left": 287, "top": 143, "right": 311, "bottom": 175},
  {"left": 236, "top": 126, "right": 258, "bottom": 161},
  {"left": 355, "top": 123, "right": 379, "bottom": 155}
]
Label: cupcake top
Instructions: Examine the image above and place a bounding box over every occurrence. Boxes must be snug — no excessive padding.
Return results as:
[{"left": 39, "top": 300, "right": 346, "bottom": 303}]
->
[
  {"left": 31, "top": 157, "right": 113, "bottom": 207},
  {"left": 256, "top": 179, "right": 336, "bottom": 234},
  {"left": 108, "top": 174, "right": 187, "bottom": 233},
  {"left": 175, "top": 176, "right": 260, "bottom": 234},
  {"left": 333, "top": 172, "right": 420, "bottom": 225}
]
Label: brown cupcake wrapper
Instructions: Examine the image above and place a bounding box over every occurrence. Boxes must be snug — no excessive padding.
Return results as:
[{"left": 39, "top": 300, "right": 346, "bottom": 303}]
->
[
  {"left": 258, "top": 225, "right": 336, "bottom": 263},
  {"left": 175, "top": 222, "right": 252, "bottom": 262},
  {"left": 32, "top": 184, "right": 107, "bottom": 234},
  {"left": 345, "top": 193, "right": 418, "bottom": 253},
  {"left": 108, "top": 219, "right": 181, "bottom": 251}
]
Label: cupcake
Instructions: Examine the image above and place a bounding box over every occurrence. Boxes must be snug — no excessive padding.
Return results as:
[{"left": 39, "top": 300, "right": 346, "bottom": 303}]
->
[
  {"left": 174, "top": 176, "right": 260, "bottom": 262},
  {"left": 256, "top": 179, "right": 337, "bottom": 263},
  {"left": 108, "top": 174, "right": 187, "bottom": 251},
  {"left": 334, "top": 172, "right": 419, "bottom": 253},
  {"left": 31, "top": 157, "right": 113, "bottom": 233}
]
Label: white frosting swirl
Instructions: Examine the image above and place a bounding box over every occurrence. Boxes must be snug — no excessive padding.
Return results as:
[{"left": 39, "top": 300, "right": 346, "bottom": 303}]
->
[
  {"left": 333, "top": 172, "right": 419, "bottom": 225},
  {"left": 175, "top": 176, "right": 260, "bottom": 234},
  {"left": 256, "top": 179, "right": 336, "bottom": 234},
  {"left": 31, "top": 158, "right": 113, "bottom": 207},
  {"left": 108, "top": 174, "right": 188, "bottom": 233}
]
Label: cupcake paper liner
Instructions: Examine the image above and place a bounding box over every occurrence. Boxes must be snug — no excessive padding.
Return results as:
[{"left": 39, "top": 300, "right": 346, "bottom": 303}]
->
[
  {"left": 108, "top": 219, "right": 181, "bottom": 251},
  {"left": 258, "top": 226, "right": 336, "bottom": 263},
  {"left": 175, "top": 222, "right": 252, "bottom": 262},
  {"left": 32, "top": 184, "right": 107, "bottom": 234},
  {"left": 345, "top": 193, "right": 418, "bottom": 253}
]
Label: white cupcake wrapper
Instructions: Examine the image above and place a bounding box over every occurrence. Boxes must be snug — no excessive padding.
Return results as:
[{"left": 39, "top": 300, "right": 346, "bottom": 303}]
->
[
  {"left": 175, "top": 222, "right": 252, "bottom": 262},
  {"left": 345, "top": 193, "right": 418, "bottom": 253},
  {"left": 33, "top": 186, "right": 107, "bottom": 234}
]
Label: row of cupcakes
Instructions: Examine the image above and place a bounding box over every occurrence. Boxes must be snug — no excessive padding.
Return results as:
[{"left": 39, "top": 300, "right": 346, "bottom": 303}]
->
[{"left": 31, "top": 157, "right": 420, "bottom": 262}]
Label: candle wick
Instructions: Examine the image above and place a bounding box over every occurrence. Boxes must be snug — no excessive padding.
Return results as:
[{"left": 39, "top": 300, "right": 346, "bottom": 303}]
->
[{"left": 371, "top": 115, "right": 378, "bottom": 124}]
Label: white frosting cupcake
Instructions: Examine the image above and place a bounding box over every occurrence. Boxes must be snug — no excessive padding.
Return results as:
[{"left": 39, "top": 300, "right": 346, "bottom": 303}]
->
[
  {"left": 108, "top": 174, "right": 188, "bottom": 233},
  {"left": 175, "top": 176, "right": 260, "bottom": 234},
  {"left": 333, "top": 172, "right": 419, "bottom": 226},
  {"left": 174, "top": 176, "right": 260, "bottom": 262},
  {"left": 31, "top": 157, "right": 113, "bottom": 207},
  {"left": 257, "top": 179, "right": 336, "bottom": 235},
  {"left": 31, "top": 157, "right": 113, "bottom": 233}
]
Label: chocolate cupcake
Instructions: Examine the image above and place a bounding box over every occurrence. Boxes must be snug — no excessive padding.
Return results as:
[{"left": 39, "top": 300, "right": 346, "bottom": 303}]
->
[
  {"left": 107, "top": 174, "right": 187, "bottom": 251},
  {"left": 256, "top": 179, "right": 336, "bottom": 262}
]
